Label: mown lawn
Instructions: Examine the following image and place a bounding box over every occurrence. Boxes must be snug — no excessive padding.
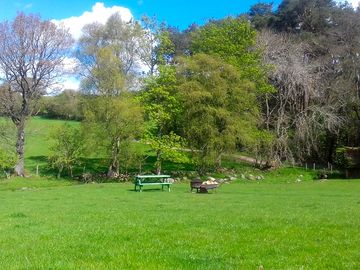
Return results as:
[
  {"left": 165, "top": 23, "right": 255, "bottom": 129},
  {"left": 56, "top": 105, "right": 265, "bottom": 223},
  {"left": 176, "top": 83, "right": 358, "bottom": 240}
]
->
[{"left": 0, "top": 178, "right": 359, "bottom": 269}]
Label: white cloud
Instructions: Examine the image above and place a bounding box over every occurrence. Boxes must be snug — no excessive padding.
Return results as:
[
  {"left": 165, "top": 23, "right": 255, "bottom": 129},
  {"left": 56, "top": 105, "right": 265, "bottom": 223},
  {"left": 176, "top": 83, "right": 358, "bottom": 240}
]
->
[
  {"left": 51, "top": 2, "right": 134, "bottom": 91},
  {"left": 350, "top": 0, "right": 360, "bottom": 7},
  {"left": 335, "top": 0, "right": 359, "bottom": 8},
  {"left": 62, "top": 77, "right": 80, "bottom": 90},
  {"left": 52, "top": 2, "right": 133, "bottom": 40}
]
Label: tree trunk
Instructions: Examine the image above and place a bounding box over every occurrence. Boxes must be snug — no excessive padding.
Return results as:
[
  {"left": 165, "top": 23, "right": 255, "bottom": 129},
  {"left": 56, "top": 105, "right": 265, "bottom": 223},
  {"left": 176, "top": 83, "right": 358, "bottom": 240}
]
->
[
  {"left": 57, "top": 165, "right": 63, "bottom": 179},
  {"left": 215, "top": 153, "right": 222, "bottom": 170},
  {"left": 14, "top": 120, "right": 25, "bottom": 177},
  {"left": 108, "top": 138, "right": 120, "bottom": 178},
  {"left": 156, "top": 150, "right": 161, "bottom": 175}
]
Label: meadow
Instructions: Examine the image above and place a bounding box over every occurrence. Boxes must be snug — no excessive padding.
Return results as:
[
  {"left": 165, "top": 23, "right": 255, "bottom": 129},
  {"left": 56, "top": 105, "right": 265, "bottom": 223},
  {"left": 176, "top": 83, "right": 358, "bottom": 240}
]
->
[{"left": 0, "top": 117, "right": 359, "bottom": 269}]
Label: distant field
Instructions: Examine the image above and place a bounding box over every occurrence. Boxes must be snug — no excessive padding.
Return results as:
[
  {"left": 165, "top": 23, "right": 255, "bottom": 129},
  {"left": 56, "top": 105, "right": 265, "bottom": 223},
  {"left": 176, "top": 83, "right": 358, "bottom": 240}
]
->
[
  {"left": 25, "top": 116, "right": 80, "bottom": 157},
  {"left": 0, "top": 178, "right": 359, "bottom": 269},
  {"left": 0, "top": 117, "right": 79, "bottom": 176}
]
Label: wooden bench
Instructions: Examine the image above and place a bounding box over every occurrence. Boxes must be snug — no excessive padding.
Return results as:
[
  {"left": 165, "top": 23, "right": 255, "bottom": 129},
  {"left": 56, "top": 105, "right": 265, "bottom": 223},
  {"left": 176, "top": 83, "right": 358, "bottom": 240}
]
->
[{"left": 134, "top": 175, "right": 172, "bottom": 192}]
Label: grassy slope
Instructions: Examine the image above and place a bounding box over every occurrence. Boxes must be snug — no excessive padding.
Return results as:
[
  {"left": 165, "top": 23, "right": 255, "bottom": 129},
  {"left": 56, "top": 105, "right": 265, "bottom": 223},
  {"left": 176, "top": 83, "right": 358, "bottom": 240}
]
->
[
  {"left": 25, "top": 117, "right": 80, "bottom": 174},
  {"left": 0, "top": 179, "right": 359, "bottom": 269}
]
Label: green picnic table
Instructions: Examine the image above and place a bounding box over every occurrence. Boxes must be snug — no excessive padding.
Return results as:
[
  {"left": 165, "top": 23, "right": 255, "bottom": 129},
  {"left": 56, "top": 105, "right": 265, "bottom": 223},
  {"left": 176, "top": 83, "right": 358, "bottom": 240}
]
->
[{"left": 134, "top": 175, "right": 172, "bottom": 192}]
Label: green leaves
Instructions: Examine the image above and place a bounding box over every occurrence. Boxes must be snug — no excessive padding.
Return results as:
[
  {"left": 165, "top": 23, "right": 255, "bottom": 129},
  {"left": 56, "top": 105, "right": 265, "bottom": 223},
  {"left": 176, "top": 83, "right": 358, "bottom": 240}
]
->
[
  {"left": 176, "top": 53, "right": 261, "bottom": 172},
  {"left": 145, "top": 132, "right": 189, "bottom": 173},
  {"left": 191, "top": 17, "right": 274, "bottom": 95},
  {"left": 48, "top": 123, "right": 83, "bottom": 178}
]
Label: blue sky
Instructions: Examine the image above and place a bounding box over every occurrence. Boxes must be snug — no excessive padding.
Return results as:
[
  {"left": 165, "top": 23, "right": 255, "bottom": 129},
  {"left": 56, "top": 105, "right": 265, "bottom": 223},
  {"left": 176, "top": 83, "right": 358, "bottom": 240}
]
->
[
  {"left": 0, "top": 0, "right": 280, "bottom": 29},
  {"left": 0, "top": 0, "right": 353, "bottom": 90}
]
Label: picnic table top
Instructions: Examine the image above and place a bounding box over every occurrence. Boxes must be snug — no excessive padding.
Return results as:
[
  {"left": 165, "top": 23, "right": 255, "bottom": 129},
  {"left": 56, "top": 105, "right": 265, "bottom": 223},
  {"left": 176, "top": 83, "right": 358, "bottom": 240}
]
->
[{"left": 135, "top": 175, "right": 171, "bottom": 179}]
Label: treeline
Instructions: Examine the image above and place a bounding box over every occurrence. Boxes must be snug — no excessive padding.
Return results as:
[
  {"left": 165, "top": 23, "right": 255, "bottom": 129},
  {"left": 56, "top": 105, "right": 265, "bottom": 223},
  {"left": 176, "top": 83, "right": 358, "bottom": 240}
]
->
[
  {"left": 0, "top": 0, "right": 359, "bottom": 177},
  {"left": 246, "top": 0, "right": 360, "bottom": 164}
]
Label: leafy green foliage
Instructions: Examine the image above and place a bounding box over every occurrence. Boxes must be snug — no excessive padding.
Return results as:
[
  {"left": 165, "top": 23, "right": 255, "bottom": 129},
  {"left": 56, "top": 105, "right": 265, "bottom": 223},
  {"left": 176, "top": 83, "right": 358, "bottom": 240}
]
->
[
  {"left": 81, "top": 47, "right": 125, "bottom": 96},
  {"left": 0, "top": 120, "right": 17, "bottom": 177},
  {"left": 141, "top": 65, "right": 179, "bottom": 133},
  {"left": 39, "top": 90, "right": 82, "bottom": 120},
  {"left": 145, "top": 132, "right": 189, "bottom": 174},
  {"left": 275, "top": 0, "right": 335, "bottom": 33},
  {"left": 140, "top": 16, "right": 175, "bottom": 74},
  {"left": 191, "top": 17, "right": 274, "bottom": 94},
  {"left": 48, "top": 123, "right": 83, "bottom": 178},
  {"left": 177, "top": 53, "right": 261, "bottom": 173},
  {"left": 140, "top": 51, "right": 186, "bottom": 173},
  {"left": 0, "top": 147, "right": 17, "bottom": 177},
  {"left": 82, "top": 95, "right": 144, "bottom": 175},
  {"left": 334, "top": 147, "right": 360, "bottom": 169}
]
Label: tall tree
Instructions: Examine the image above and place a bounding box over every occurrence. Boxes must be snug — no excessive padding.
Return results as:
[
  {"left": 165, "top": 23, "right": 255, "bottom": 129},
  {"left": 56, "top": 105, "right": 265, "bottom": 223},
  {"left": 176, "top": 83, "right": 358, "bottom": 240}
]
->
[
  {"left": 274, "top": 0, "right": 335, "bottom": 33},
  {"left": 177, "top": 54, "right": 261, "bottom": 173},
  {"left": 248, "top": 2, "right": 275, "bottom": 29},
  {"left": 80, "top": 46, "right": 143, "bottom": 177},
  {"left": 0, "top": 13, "right": 73, "bottom": 176},
  {"left": 141, "top": 65, "right": 186, "bottom": 174}
]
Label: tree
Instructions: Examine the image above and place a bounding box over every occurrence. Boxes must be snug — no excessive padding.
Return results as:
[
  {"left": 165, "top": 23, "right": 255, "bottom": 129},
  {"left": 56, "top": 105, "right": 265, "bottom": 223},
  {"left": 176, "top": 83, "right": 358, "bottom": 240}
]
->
[
  {"left": 80, "top": 45, "right": 143, "bottom": 177},
  {"left": 257, "top": 2, "right": 360, "bottom": 163},
  {"left": 177, "top": 53, "right": 261, "bottom": 173},
  {"left": 167, "top": 24, "right": 197, "bottom": 57},
  {"left": 248, "top": 2, "right": 275, "bottom": 29},
  {"left": 140, "top": 65, "right": 187, "bottom": 174},
  {"left": 274, "top": 0, "right": 335, "bottom": 33},
  {"left": 78, "top": 14, "right": 148, "bottom": 177},
  {"left": 146, "top": 132, "right": 188, "bottom": 174},
  {"left": 48, "top": 123, "right": 83, "bottom": 178},
  {"left": 139, "top": 16, "right": 175, "bottom": 75},
  {"left": 139, "top": 26, "right": 187, "bottom": 174},
  {"left": 191, "top": 17, "right": 273, "bottom": 94},
  {"left": 77, "top": 13, "right": 146, "bottom": 90},
  {"left": 40, "top": 90, "right": 83, "bottom": 120},
  {"left": 0, "top": 13, "right": 73, "bottom": 176},
  {"left": 82, "top": 95, "right": 143, "bottom": 177}
]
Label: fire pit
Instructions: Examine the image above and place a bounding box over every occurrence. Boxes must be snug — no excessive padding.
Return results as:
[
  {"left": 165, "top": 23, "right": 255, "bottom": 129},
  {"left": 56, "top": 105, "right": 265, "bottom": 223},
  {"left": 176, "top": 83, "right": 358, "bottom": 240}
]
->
[{"left": 190, "top": 179, "right": 220, "bottom": 193}]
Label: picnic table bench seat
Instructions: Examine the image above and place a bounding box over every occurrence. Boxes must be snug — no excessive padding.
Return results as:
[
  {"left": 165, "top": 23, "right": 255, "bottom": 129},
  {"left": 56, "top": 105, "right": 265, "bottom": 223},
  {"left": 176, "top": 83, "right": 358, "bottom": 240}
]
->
[{"left": 134, "top": 175, "right": 172, "bottom": 192}]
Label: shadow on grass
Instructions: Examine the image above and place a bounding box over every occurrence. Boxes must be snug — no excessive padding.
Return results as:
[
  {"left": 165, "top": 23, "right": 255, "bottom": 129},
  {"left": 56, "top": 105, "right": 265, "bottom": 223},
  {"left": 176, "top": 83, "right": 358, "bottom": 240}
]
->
[
  {"left": 26, "top": 155, "right": 196, "bottom": 180},
  {"left": 131, "top": 188, "right": 171, "bottom": 192}
]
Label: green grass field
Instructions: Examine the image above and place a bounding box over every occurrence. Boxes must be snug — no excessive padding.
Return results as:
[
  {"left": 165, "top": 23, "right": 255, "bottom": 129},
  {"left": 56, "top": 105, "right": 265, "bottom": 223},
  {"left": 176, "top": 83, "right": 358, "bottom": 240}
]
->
[
  {"left": 0, "top": 178, "right": 360, "bottom": 269},
  {"left": 1, "top": 117, "right": 360, "bottom": 269}
]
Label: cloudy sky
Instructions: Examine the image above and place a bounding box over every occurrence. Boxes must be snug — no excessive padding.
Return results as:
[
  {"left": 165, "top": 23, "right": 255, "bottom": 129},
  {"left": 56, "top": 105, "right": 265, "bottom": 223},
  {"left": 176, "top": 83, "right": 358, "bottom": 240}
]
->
[
  {"left": 0, "top": 0, "right": 358, "bottom": 89},
  {"left": 0, "top": 0, "right": 280, "bottom": 30}
]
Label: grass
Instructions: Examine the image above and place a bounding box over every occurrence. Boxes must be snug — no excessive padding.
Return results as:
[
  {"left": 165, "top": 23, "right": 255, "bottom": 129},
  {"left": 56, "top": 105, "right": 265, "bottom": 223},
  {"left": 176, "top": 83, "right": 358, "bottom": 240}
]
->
[
  {"left": 0, "top": 178, "right": 360, "bottom": 269},
  {"left": 1, "top": 117, "right": 360, "bottom": 268}
]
